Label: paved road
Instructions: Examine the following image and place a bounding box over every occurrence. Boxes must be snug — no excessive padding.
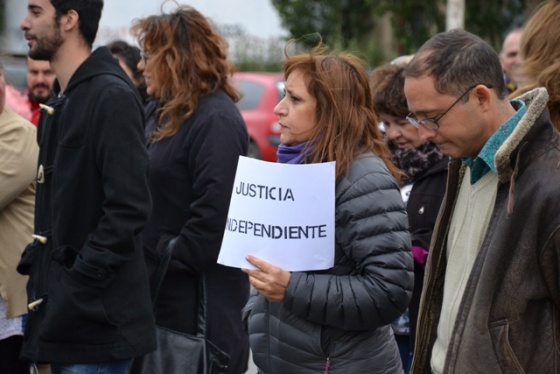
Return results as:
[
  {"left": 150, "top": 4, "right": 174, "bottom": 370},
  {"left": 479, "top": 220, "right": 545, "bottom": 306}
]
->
[{"left": 246, "top": 351, "right": 258, "bottom": 373}]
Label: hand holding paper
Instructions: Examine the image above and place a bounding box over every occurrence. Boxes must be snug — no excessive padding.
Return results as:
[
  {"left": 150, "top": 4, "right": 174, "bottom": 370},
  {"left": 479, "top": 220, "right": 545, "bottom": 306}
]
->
[{"left": 243, "top": 255, "right": 291, "bottom": 303}]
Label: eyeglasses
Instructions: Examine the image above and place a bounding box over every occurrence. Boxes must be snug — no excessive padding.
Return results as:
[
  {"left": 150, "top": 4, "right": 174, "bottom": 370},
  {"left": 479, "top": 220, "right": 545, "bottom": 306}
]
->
[{"left": 406, "top": 84, "right": 492, "bottom": 131}]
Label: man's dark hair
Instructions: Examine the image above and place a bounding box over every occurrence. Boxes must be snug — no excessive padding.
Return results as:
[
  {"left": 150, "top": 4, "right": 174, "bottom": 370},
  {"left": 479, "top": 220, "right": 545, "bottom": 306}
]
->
[
  {"left": 51, "top": 0, "right": 104, "bottom": 47},
  {"left": 107, "top": 40, "right": 142, "bottom": 82},
  {"left": 406, "top": 29, "right": 508, "bottom": 100}
]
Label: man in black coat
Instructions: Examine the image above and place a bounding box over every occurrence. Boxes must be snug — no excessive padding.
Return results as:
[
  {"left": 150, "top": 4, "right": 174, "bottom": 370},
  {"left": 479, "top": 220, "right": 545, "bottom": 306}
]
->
[{"left": 18, "top": 0, "right": 155, "bottom": 372}]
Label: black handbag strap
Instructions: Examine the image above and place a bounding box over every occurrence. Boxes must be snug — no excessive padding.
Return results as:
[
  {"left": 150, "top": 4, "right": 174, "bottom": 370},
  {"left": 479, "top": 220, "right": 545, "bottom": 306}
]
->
[{"left": 152, "top": 238, "right": 208, "bottom": 337}]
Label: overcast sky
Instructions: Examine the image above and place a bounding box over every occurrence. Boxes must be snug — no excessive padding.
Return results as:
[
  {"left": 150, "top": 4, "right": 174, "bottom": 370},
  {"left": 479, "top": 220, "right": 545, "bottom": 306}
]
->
[
  {"left": 3, "top": 0, "right": 286, "bottom": 53},
  {"left": 97, "top": 0, "right": 286, "bottom": 45}
]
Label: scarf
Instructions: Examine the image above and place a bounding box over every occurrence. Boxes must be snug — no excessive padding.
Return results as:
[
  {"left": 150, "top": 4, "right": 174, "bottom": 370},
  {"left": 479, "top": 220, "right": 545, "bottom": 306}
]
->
[
  {"left": 277, "top": 141, "right": 311, "bottom": 164},
  {"left": 392, "top": 142, "right": 444, "bottom": 183}
]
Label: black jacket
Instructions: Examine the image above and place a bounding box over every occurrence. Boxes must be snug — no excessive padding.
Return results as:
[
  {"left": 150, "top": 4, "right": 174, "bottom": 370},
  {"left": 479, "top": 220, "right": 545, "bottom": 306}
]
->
[
  {"left": 141, "top": 90, "right": 250, "bottom": 374},
  {"left": 17, "top": 47, "right": 155, "bottom": 363}
]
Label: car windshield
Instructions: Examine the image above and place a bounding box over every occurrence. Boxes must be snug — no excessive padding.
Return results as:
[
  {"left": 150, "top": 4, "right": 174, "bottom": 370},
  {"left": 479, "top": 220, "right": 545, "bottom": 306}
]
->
[
  {"left": 236, "top": 81, "right": 265, "bottom": 110},
  {"left": 235, "top": 79, "right": 285, "bottom": 111}
]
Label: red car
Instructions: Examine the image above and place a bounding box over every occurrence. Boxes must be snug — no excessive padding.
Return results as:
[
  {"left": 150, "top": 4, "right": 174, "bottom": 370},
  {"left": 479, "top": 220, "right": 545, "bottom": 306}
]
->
[{"left": 233, "top": 72, "right": 285, "bottom": 162}]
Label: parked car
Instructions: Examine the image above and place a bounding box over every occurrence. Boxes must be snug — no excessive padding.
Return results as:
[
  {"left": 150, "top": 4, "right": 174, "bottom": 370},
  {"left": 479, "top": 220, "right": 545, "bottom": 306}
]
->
[{"left": 233, "top": 72, "right": 284, "bottom": 162}]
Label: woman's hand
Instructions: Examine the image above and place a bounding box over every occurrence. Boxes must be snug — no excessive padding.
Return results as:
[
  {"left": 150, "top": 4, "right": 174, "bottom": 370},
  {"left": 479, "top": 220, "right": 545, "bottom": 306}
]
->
[{"left": 243, "top": 255, "right": 291, "bottom": 303}]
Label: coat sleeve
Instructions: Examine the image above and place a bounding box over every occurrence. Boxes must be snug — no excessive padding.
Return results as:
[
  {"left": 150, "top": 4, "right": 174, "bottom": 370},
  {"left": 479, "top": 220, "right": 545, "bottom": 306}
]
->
[
  {"left": 283, "top": 167, "right": 414, "bottom": 331},
  {"left": 168, "top": 110, "right": 248, "bottom": 275},
  {"left": 75, "top": 85, "right": 151, "bottom": 278}
]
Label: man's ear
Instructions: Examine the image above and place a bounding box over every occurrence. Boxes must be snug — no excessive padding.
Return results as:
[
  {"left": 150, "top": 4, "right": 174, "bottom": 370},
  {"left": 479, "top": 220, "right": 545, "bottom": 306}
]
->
[
  {"left": 60, "top": 9, "right": 79, "bottom": 32},
  {"left": 473, "top": 84, "right": 493, "bottom": 112}
]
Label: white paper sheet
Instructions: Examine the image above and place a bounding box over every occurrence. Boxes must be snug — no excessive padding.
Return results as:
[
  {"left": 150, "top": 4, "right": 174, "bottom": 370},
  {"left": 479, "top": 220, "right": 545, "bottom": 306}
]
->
[{"left": 218, "top": 156, "right": 335, "bottom": 271}]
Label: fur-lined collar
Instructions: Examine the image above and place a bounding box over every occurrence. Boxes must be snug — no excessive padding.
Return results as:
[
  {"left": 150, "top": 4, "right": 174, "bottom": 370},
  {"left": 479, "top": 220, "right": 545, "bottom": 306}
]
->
[{"left": 495, "top": 87, "right": 549, "bottom": 183}]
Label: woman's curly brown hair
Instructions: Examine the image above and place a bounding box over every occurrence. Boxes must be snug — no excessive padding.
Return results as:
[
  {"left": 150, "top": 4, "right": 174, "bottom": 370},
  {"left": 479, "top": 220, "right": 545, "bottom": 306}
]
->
[{"left": 132, "top": 4, "right": 240, "bottom": 141}]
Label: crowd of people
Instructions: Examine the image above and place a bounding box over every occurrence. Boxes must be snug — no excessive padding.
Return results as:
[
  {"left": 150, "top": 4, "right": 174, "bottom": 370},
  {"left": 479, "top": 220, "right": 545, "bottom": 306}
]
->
[{"left": 1, "top": 0, "right": 559, "bottom": 373}]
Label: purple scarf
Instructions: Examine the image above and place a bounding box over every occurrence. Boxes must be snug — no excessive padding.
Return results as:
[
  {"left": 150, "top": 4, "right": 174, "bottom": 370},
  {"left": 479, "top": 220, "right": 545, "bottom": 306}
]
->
[{"left": 277, "top": 142, "right": 311, "bottom": 164}]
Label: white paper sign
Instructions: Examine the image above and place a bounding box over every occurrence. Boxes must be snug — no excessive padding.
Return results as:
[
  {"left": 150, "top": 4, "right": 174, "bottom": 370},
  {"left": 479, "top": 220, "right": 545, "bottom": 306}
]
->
[{"left": 218, "top": 156, "right": 335, "bottom": 271}]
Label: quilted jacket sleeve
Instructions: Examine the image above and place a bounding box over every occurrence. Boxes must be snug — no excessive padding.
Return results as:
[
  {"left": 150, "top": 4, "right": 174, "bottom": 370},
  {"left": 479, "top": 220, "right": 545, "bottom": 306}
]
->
[{"left": 283, "top": 155, "right": 414, "bottom": 331}]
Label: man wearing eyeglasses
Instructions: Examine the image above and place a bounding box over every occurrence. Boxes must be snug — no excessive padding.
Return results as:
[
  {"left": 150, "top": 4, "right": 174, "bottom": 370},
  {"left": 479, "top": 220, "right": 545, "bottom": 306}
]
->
[{"left": 404, "top": 29, "right": 560, "bottom": 374}]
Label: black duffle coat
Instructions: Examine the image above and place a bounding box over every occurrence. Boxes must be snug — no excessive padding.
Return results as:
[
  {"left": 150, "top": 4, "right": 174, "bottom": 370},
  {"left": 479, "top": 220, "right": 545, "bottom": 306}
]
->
[{"left": 17, "top": 47, "right": 156, "bottom": 364}]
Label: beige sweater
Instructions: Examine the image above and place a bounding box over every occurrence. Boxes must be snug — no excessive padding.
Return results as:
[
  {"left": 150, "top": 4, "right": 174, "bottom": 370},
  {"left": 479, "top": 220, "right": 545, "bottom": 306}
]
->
[{"left": 431, "top": 168, "right": 498, "bottom": 374}]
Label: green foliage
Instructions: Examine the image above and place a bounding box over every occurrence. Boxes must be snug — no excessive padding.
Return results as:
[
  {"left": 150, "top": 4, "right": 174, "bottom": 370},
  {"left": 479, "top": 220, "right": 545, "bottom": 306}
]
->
[
  {"left": 465, "top": 0, "right": 529, "bottom": 50},
  {"left": 377, "top": 0, "right": 445, "bottom": 55},
  {"left": 234, "top": 59, "right": 283, "bottom": 73},
  {"left": 272, "top": 0, "right": 538, "bottom": 63},
  {"left": 271, "top": 0, "right": 379, "bottom": 63},
  {"left": 229, "top": 34, "right": 284, "bottom": 72}
]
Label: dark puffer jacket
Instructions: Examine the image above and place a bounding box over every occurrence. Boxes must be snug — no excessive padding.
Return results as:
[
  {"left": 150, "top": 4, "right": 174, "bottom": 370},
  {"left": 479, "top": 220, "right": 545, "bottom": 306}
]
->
[{"left": 245, "top": 152, "right": 414, "bottom": 374}]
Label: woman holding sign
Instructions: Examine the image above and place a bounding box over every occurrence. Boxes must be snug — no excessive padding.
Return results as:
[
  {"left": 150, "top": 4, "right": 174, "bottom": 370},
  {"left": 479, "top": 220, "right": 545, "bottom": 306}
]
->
[
  {"left": 243, "top": 43, "right": 414, "bottom": 373},
  {"left": 131, "top": 5, "right": 250, "bottom": 374}
]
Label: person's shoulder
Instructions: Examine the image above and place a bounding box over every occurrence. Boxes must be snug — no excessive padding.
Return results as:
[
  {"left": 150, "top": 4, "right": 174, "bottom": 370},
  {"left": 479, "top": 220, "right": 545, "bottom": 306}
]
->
[
  {"left": 90, "top": 72, "right": 134, "bottom": 93},
  {"left": 0, "top": 106, "right": 36, "bottom": 132},
  {"left": 337, "top": 152, "right": 399, "bottom": 197},
  {"left": 200, "top": 89, "right": 239, "bottom": 111},
  {"left": 346, "top": 152, "right": 390, "bottom": 179},
  {"left": 194, "top": 90, "right": 244, "bottom": 124},
  {"left": 4, "top": 85, "right": 32, "bottom": 121},
  {"left": 84, "top": 72, "right": 142, "bottom": 110},
  {"left": 421, "top": 157, "right": 449, "bottom": 178}
]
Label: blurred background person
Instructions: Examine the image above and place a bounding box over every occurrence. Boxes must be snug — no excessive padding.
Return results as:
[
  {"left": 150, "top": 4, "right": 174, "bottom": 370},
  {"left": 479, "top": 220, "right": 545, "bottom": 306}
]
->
[
  {"left": 107, "top": 40, "right": 148, "bottom": 104},
  {"left": 511, "top": 0, "right": 560, "bottom": 130},
  {"left": 370, "top": 63, "right": 448, "bottom": 373},
  {"left": 24, "top": 57, "right": 55, "bottom": 126},
  {"left": 0, "top": 61, "right": 38, "bottom": 374},
  {"left": 131, "top": 5, "right": 250, "bottom": 374},
  {"left": 499, "top": 28, "right": 522, "bottom": 94},
  {"left": 243, "top": 43, "right": 413, "bottom": 373}
]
